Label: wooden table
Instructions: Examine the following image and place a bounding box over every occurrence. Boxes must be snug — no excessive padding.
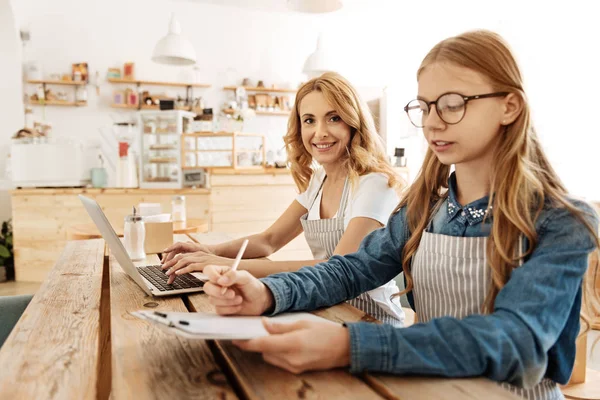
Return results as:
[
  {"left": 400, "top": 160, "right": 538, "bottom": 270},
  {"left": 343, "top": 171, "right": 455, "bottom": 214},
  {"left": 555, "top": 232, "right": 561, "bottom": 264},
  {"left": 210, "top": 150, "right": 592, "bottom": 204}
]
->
[
  {"left": 0, "top": 233, "right": 521, "bottom": 399},
  {"left": 67, "top": 218, "right": 209, "bottom": 240}
]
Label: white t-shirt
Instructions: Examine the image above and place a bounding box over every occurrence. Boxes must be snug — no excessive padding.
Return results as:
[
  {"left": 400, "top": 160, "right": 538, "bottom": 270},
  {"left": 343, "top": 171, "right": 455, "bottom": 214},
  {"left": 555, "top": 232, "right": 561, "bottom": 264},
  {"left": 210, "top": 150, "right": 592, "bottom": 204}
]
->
[{"left": 296, "top": 168, "right": 399, "bottom": 228}]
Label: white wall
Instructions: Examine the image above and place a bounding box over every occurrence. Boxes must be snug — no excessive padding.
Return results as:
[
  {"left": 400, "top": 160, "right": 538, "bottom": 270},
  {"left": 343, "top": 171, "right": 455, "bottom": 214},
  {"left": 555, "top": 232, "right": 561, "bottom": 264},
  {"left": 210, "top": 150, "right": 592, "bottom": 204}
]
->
[
  {"left": 3, "top": 0, "right": 600, "bottom": 224},
  {"left": 0, "top": 0, "right": 24, "bottom": 222}
]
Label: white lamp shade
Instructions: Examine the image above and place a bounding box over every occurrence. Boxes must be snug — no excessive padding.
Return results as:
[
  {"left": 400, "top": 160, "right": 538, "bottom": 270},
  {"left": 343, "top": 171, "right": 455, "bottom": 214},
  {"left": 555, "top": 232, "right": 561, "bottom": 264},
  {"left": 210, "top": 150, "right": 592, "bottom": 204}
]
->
[
  {"left": 302, "top": 34, "right": 333, "bottom": 78},
  {"left": 152, "top": 14, "right": 197, "bottom": 66},
  {"left": 288, "top": 0, "right": 343, "bottom": 13}
]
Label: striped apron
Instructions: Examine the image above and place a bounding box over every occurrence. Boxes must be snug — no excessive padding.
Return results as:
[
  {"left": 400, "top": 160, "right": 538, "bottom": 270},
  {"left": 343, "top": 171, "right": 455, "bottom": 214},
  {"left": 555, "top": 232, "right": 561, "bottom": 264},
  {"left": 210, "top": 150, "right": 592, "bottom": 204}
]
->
[
  {"left": 412, "top": 230, "right": 563, "bottom": 399},
  {"left": 300, "top": 176, "right": 404, "bottom": 326}
]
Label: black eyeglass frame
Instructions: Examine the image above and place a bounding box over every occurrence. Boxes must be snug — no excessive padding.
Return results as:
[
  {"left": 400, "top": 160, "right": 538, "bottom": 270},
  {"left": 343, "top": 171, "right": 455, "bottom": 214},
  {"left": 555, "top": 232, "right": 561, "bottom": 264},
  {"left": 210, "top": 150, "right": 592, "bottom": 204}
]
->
[{"left": 403, "top": 92, "right": 509, "bottom": 127}]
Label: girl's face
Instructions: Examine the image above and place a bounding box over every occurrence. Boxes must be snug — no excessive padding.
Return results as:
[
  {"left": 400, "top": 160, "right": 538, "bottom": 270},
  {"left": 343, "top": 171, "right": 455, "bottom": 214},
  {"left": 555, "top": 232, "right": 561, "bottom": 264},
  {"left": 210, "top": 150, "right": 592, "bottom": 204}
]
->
[
  {"left": 299, "top": 90, "right": 352, "bottom": 166},
  {"left": 417, "top": 63, "right": 508, "bottom": 168}
]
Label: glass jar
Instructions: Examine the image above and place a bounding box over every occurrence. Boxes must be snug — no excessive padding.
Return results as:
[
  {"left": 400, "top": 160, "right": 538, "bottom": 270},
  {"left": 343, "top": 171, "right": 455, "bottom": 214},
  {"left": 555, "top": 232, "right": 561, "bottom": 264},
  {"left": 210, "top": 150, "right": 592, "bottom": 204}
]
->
[
  {"left": 171, "top": 195, "right": 186, "bottom": 222},
  {"left": 124, "top": 208, "right": 146, "bottom": 261}
]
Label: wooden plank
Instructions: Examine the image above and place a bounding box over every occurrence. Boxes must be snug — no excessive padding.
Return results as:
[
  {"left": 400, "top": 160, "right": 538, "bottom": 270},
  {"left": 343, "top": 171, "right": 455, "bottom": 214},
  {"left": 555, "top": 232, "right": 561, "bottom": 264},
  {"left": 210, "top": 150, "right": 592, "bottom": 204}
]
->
[
  {"left": 223, "top": 85, "right": 297, "bottom": 93},
  {"left": 0, "top": 240, "right": 105, "bottom": 399},
  {"left": 108, "top": 77, "right": 210, "bottom": 88},
  {"left": 27, "top": 79, "right": 86, "bottom": 86},
  {"left": 109, "top": 244, "right": 238, "bottom": 399}
]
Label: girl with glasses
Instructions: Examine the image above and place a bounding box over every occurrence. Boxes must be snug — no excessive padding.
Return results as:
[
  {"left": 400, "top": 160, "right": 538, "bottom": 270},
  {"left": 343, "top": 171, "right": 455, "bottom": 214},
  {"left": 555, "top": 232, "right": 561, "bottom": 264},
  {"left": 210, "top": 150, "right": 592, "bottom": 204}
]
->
[{"left": 201, "top": 30, "right": 599, "bottom": 399}]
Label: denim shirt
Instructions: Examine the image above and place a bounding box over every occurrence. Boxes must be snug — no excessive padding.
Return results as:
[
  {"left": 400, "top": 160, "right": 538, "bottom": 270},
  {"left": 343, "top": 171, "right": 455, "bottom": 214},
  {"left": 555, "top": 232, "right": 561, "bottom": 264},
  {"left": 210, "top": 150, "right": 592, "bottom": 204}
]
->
[{"left": 261, "top": 174, "right": 598, "bottom": 387}]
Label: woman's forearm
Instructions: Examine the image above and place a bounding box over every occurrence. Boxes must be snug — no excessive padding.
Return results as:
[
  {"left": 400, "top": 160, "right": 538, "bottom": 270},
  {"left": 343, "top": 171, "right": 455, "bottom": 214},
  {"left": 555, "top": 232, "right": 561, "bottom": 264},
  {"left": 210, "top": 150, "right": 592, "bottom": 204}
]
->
[
  {"left": 211, "top": 233, "right": 275, "bottom": 259},
  {"left": 239, "top": 259, "right": 325, "bottom": 278}
]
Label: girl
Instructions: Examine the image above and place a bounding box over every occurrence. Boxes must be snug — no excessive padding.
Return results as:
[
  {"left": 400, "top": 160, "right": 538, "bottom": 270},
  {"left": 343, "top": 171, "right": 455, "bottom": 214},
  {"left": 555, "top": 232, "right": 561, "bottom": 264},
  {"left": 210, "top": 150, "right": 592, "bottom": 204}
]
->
[
  {"left": 201, "top": 30, "right": 600, "bottom": 399},
  {"left": 162, "top": 72, "right": 405, "bottom": 325}
]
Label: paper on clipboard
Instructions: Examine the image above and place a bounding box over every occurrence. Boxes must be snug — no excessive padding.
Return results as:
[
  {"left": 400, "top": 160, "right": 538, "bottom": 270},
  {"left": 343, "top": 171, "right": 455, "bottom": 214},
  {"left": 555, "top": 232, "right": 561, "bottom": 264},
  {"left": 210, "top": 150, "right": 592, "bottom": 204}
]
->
[{"left": 130, "top": 310, "right": 337, "bottom": 340}]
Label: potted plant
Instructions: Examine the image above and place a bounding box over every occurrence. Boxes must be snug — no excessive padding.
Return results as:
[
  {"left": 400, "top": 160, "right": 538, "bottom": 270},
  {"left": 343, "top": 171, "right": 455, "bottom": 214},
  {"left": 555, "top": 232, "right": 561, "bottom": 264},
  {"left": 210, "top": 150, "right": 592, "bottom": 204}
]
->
[{"left": 0, "top": 219, "right": 14, "bottom": 282}]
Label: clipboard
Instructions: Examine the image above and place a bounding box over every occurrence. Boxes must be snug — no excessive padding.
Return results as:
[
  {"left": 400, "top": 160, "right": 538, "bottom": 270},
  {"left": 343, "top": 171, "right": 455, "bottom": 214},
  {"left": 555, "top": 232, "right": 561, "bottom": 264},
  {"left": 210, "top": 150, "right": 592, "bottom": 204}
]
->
[{"left": 130, "top": 310, "right": 337, "bottom": 340}]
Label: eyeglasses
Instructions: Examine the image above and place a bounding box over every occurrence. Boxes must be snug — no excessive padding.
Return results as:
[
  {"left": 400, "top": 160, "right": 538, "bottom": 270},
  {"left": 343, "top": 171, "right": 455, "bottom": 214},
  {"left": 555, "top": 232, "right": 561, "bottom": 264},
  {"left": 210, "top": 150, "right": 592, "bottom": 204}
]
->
[{"left": 404, "top": 92, "right": 509, "bottom": 128}]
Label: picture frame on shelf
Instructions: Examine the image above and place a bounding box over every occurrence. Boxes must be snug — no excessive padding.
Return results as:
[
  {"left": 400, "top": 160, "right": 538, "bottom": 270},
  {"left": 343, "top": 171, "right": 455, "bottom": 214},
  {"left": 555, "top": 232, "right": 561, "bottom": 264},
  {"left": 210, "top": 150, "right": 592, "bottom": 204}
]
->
[
  {"left": 107, "top": 68, "right": 121, "bottom": 79},
  {"left": 72, "top": 62, "right": 89, "bottom": 82},
  {"left": 123, "top": 62, "right": 135, "bottom": 80},
  {"left": 113, "top": 90, "right": 125, "bottom": 105}
]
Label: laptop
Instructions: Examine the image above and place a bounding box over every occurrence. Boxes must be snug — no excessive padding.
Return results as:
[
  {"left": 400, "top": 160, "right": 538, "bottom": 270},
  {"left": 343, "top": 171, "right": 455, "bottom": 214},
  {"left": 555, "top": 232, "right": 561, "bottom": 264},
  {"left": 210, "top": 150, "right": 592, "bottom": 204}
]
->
[{"left": 79, "top": 195, "right": 206, "bottom": 297}]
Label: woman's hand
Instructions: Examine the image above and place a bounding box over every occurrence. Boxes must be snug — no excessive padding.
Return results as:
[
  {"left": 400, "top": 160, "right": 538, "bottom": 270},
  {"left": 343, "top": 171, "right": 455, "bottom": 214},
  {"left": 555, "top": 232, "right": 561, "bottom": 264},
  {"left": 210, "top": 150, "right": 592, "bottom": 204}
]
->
[
  {"left": 161, "top": 241, "right": 214, "bottom": 265},
  {"left": 202, "top": 265, "right": 274, "bottom": 316},
  {"left": 233, "top": 318, "right": 351, "bottom": 374},
  {"left": 163, "top": 252, "right": 231, "bottom": 284}
]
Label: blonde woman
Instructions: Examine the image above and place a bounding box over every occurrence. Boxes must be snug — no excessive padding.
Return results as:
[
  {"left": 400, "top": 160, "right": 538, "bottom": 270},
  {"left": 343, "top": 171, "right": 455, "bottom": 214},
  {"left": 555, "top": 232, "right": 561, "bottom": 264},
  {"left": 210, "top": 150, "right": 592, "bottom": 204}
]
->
[
  {"left": 200, "top": 30, "right": 600, "bottom": 399},
  {"left": 162, "top": 72, "right": 405, "bottom": 325}
]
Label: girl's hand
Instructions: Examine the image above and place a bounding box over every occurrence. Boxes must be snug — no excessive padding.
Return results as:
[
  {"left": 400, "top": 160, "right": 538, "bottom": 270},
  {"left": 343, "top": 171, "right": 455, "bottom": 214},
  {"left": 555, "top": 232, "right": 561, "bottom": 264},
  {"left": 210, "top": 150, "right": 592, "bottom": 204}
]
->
[
  {"left": 203, "top": 265, "right": 274, "bottom": 316},
  {"left": 233, "top": 318, "right": 351, "bottom": 374},
  {"left": 161, "top": 241, "right": 213, "bottom": 265},
  {"left": 163, "top": 252, "right": 230, "bottom": 284}
]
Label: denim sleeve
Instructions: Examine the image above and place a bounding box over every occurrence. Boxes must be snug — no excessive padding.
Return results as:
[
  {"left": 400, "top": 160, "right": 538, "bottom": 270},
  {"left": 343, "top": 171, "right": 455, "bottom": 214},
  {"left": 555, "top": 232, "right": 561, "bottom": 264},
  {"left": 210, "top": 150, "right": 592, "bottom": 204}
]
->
[
  {"left": 260, "top": 207, "right": 409, "bottom": 315},
  {"left": 346, "top": 202, "right": 598, "bottom": 388}
]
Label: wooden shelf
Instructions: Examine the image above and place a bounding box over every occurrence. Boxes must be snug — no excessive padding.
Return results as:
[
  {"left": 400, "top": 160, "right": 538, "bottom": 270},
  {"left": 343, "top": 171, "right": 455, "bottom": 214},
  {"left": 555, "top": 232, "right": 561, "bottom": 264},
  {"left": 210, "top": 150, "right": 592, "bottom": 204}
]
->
[
  {"left": 148, "top": 158, "right": 177, "bottom": 164},
  {"left": 30, "top": 100, "right": 87, "bottom": 107},
  {"left": 27, "top": 80, "right": 86, "bottom": 86},
  {"left": 108, "top": 78, "right": 210, "bottom": 88},
  {"left": 111, "top": 103, "right": 138, "bottom": 109},
  {"left": 223, "top": 86, "right": 297, "bottom": 93},
  {"left": 223, "top": 109, "right": 290, "bottom": 116},
  {"left": 183, "top": 132, "right": 265, "bottom": 138},
  {"left": 149, "top": 145, "right": 177, "bottom": 151}
]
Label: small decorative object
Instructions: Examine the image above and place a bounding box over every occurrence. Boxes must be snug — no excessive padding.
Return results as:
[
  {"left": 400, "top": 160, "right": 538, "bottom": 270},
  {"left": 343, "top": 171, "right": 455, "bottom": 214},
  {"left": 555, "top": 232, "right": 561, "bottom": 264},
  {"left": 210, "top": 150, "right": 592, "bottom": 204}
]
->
[
  {"left": 248, "top": 94, "right": 256, "bottom": 109},
  {"left": 25, "top": 62, "right": 42, "bottom": 81},
  {"left": 255, "top": 93, "right": 268, "bottom": 109},
  {"left": 49, "top": 73, "right": 61, "bottom": 81},
  {"left": 36, "top": 85, "right": 45, "bottom": 101},
  {"left": 72, "top": 62, "right": 89, "bottom": 82},
  {"left": 123, "top": 62, "right": 135, "bottom": 80},
  {"left": 394, "top": 148, "right": 407, "bottom": 167},
  {"left": 113, "top": 90, "right": 125, "bottom": 104},
  {"left": 61, "top": 74, "right": 72, "bottom": 81},
  {"left": 241, "top": 77, "right": 251, "bottom": 86},
  {"left": 94, "top": 71, "right": 100, "bottom": 95},
  {"left": 257, "top": 80, "right": 265, "bottom": 88},
  {"left": 56, "top": 90, "right": 68, "bottom": 101},
  {"left": 126, "top": 89, "right": 138, "bottom": 106},
  {"left": 75, "top": 86, "right": 87, "bottom": 102},
  {"left": 267, "top": 95, "right": 276, "bottom": 109},
  {"left": 91, "top": 154, "right": 108, "bottom": 188},
  {"left": 107, "top": 68, "right": 121, "bottom": 79}
]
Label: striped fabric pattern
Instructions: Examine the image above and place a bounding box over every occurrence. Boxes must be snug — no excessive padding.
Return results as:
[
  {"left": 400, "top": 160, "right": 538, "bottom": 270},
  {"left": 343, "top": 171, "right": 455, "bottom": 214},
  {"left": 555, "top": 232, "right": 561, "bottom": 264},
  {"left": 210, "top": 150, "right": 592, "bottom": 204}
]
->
[{"left": 412, "top": 231, "right": 563, "bottom": 400}]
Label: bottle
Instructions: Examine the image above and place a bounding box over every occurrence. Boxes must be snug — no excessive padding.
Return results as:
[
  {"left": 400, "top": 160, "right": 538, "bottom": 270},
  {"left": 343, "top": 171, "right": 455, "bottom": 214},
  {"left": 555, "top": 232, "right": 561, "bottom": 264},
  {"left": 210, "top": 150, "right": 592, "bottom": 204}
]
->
[
  {"left": 394, "top": 148, "right": 407, "bottom": 167},
  {"left": 171, "top": 195, "right": 186, "bottom": 222},
  {"left": 124, "top": 206, "right": 146, "bottom": 261}
]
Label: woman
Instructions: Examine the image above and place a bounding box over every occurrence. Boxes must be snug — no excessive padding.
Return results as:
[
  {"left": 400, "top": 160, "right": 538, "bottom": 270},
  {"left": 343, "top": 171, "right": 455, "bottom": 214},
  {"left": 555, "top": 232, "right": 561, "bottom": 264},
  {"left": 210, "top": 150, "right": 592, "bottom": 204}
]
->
[{"left": 162, "top": 72, "right": 405, "bottom": 325}]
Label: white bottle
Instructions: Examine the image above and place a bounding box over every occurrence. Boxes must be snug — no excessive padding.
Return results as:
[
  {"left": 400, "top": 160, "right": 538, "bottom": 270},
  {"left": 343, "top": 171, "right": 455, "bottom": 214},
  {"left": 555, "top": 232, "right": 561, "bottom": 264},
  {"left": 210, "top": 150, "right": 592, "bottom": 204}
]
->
[{"left": 124, "top": 206, "right": 146, "bottom": 261}]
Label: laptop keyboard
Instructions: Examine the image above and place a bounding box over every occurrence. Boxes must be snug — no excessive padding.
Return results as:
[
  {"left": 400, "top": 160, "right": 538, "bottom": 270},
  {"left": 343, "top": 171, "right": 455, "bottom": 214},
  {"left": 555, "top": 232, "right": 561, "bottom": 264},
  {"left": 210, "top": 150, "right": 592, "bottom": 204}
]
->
[{"left": 138, "top": 264, "right": 204, "bottom": 292}]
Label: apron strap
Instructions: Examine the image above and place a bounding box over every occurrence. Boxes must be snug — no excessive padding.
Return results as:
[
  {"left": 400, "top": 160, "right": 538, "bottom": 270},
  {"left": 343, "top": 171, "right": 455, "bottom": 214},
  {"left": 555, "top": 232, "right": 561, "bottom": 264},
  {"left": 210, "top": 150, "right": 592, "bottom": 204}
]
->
[
  {"left": 307, "top": 175, "right": 351, "bottom": 218},
  {"left": 307, "top": 174, "right": 327, "bottom": 212},
  {"left": 337, "top": 177, "right": 351, "bottom": 218}
]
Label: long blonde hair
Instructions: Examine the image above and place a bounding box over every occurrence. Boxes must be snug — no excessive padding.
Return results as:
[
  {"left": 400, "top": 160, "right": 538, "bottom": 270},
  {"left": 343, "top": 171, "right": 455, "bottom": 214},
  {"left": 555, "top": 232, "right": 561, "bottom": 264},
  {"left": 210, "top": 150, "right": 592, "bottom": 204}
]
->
[
  {"left": 284, "top": 72, "right": 400, "bottom": 192},
  {"left": 398, "top": 30, "right": 600, "bottom": 317}
]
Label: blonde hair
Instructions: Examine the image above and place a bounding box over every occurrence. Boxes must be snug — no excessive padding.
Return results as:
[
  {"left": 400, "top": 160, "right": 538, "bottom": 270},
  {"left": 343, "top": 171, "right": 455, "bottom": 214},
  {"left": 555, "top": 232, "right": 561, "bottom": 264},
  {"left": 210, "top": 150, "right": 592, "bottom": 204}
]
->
[
  {"left": 284, "top": 72, "right": 400, "bottom": 192},
  {"left": 397, "top": 30, "right": 600, "bottom": 320}
]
